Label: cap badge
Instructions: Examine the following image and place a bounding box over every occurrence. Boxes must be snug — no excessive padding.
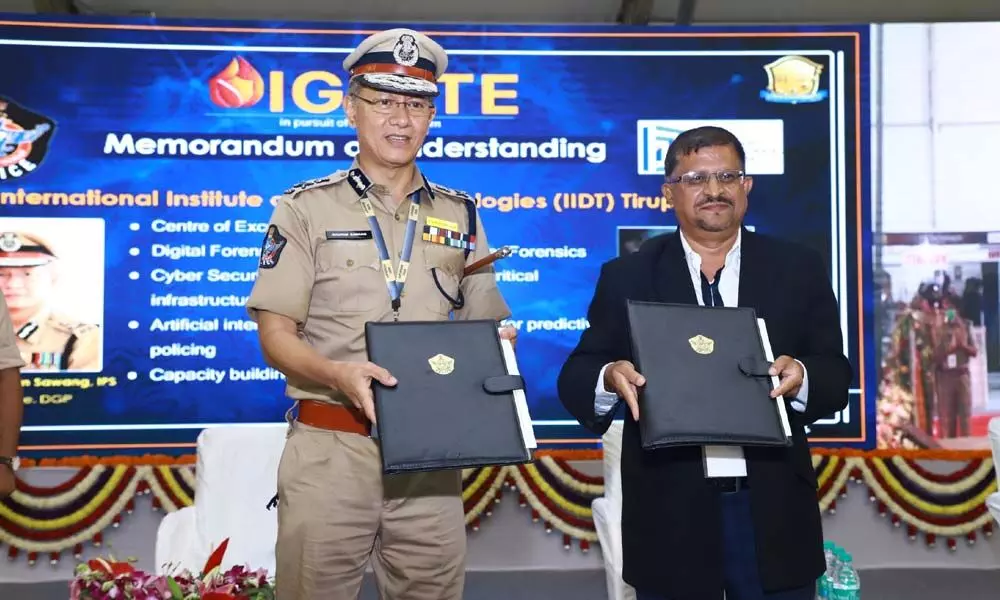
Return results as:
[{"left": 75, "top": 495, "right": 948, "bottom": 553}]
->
[
  {"left": 0, "top": 232, "right": 21, "bottom": 253},
  {"left": 392, "top": 34, "right": 419, "bottom": 67}
]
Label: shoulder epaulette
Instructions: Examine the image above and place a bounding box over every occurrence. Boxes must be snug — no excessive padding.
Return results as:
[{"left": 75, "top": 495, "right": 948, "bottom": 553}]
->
[
  {"left": 50, "top": 317, "right": 99, "bottom": 336},
  {"left": 70, "top": 322, "right": 100, "bottom": 336},
  {"left": 428, "top": 181, "right": 474, "bottom": 203},
  {"left": 283, "top": 170, "right": 349, "bottom": 198}
]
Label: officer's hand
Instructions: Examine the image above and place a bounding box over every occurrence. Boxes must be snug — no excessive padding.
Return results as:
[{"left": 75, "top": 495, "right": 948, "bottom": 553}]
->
[
  {"left": 0, "top": 466, "right": 14, "bottom": 499},
  {"left": 499, "top": 325, "right": 518, "bottom": 349},
  {"left": 603, "top": 360, "right": 645, "bottom": 421},
  {"left": 330, "top": 361, "right": 397, "bottom": 424},
  {"left": 769, "top": 355, "right": 804, "bottom": 400}
]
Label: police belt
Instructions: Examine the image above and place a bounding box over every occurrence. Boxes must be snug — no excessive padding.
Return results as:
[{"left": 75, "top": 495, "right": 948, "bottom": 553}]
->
[{"left": 295, "top": 399, "right": 371, "bottom": 436}]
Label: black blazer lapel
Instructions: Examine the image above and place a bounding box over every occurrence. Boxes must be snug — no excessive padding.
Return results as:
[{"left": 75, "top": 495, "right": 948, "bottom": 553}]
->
[{"left": 651, "top": 232, "right": 698, "bottom": 305}]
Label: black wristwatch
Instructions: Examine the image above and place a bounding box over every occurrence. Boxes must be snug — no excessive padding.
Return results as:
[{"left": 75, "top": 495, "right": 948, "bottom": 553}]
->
[{"left": 0, "top": 456, "right": 19, "bottom": 472}]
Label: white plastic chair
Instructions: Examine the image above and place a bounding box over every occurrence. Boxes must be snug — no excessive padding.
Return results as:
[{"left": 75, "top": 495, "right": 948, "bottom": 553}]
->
[{"left": 154, "top": 424, "right": 288, "bottom": 576}]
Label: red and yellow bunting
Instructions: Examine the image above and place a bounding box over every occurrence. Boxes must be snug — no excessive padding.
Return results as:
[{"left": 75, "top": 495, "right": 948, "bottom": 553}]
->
[{"left": 1, "top": 450, "right": 995, "bottom": 563}]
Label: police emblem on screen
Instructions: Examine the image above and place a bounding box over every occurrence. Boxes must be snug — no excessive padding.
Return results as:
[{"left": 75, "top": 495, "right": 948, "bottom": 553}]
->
[
  {"left": 759, "top": 55, "right": 829, "bottom": 104},
  {"left": 0, "top": 95, "right": 56, "bottom": 181},
  {"left": 259, "top": 225, "right": 287, "bottom": 269}
]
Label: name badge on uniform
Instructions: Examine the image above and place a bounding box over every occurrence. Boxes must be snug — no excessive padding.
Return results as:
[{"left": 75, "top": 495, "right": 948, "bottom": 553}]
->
[
  {"left": 326, "top": 230, "right": 373, "bottom": 241},
  {"left": 422, "top": 217, "right": 475, "bottom": 251}
]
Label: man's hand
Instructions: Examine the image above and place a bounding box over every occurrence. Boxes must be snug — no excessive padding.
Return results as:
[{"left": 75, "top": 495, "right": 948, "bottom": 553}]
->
[
  {"left": 769, "top": 355, "right": 804, "bottom": 400},
  {"left": 499, "top": 325, "right": 518, "bottom": 349},
  {"left": 328, "top": 361, "right": 397, "bottom": 423},
  {"left": 0, "top": 465, "right": 14, "bottom": 498},
  {"left": 603, "top": 360, "right": 646, "bottom": 421}
]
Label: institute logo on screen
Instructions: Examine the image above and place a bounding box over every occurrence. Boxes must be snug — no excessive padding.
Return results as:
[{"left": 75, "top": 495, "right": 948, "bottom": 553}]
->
[
  {"left": 759, "top": 55, "right": 829, "bottom": 104},
  {"left": 635, "top": 119, "right": 786, "bottom": 177},
  {"left": 0, "top": 95, "right": 56, "bottom": 181},
  {"left": 207, "top": 56, "right": 265, "bottom": 109}
]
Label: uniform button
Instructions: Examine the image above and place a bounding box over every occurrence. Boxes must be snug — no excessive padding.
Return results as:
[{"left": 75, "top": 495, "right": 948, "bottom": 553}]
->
[
  {"left": 346, "top": 259, "right": 355, "bottom": 267},
  {"left": 394, "top": 214, "right": 402, "bottom": 222}
]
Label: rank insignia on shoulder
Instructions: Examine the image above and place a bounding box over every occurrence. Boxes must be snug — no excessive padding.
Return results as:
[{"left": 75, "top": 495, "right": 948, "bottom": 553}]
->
[
  {"left": 429, "top": 182, "right": 473, "bottom": 202},
  {"left": 259, "top": 225, "right": 287, "bottom": 269},
  {"left": 283, "top": 171, "right": 348, "bottom": 198}
]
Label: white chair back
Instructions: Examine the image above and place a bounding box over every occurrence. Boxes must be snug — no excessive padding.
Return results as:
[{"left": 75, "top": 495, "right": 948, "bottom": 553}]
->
[{"left": 193, "top": 424, "right": 289, "bottom": 573}]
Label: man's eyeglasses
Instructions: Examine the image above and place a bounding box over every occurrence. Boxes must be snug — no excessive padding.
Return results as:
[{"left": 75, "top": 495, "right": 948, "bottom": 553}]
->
[
  {"left": 665, "top": 170, "right": 746, "bottom": 187},
  {"left": 351, "top": 94, "right": 433, "bottom": 117}
]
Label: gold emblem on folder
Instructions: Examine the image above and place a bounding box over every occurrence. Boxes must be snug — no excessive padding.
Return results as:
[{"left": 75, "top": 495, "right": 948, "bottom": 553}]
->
[
  {"left": 688, "top": 335, "right": 714, "bottom": 355},
  {"left": 428, "top": 353, "right": 455, "bottom": 375}
]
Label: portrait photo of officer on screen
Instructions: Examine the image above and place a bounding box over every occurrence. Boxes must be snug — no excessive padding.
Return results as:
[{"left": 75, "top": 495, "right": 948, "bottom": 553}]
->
[{"left": 0, "top": 217, "right": 104, "bottom": 373}]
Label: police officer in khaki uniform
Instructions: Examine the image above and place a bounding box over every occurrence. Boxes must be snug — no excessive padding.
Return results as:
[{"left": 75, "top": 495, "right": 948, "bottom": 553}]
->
[
  {"left": 0, "top": 231, "right": 101, "bottom": 371},
  {"left": 932, "top": 305, "right": 976, "bottom": 438},
  {"left": 246, "top": 28, "right": 515, "bottom": 600},
  {"left": 0, "top": 290, "right": 25, "bottom": 498}
]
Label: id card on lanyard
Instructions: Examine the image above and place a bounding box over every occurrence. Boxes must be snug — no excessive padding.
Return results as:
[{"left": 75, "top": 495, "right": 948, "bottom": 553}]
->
[{"left": 359, "top": 190, "right": 422, "bottom": 321}]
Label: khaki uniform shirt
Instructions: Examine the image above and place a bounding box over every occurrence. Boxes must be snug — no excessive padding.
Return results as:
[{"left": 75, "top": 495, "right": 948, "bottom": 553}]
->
[
  {"left": 246, "top": 162, "right": 511, "bottom": 406},
  {"left": 16, "top": 309, "right": 101, "bottom": 371},
  {"left": 0, "top": 294, "right": 25, "bottom": 371},
  {"left": 933, "top": 318, "right": 974, "bottom": 373}
]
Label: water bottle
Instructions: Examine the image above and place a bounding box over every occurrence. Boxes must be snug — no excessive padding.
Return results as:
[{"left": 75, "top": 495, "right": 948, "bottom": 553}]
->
[
  {"left": 829, "top": 550, "right": 861, "bottom": 600},
  {"left": 840, "top": 552, "right": 861, "bottom": 599},
  {"left": 816, "top": 541, "right": 838, "bottom": 599}
]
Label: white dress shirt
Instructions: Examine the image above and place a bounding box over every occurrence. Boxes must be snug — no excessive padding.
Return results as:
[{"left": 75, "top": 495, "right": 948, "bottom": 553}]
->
[{"left": 593, "top": 229, "right": 809, "bottom": 477}]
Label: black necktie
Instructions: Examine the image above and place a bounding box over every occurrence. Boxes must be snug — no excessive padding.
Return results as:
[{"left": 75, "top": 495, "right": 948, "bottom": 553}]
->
[{"left": 700, "top": 267, "right": 724, "bottom": 308}]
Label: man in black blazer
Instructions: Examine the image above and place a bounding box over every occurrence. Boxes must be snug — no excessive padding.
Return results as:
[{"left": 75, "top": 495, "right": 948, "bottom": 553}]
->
[{"left": 558, "top": 126, "right": 852, "bottom": 600}]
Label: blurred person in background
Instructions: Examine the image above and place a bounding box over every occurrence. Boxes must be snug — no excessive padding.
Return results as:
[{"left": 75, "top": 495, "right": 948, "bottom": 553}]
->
[
  {"left": 932, "top": 303, "right": 976, "bottom": 438},
  {"left": 0, "top": 291, "right": 25, "bottom": 498}
]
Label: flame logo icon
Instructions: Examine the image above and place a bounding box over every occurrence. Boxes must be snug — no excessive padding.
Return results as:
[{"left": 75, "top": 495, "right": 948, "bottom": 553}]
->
[{"left": 208, "top": 57, "right": 265, "bottom": 109}]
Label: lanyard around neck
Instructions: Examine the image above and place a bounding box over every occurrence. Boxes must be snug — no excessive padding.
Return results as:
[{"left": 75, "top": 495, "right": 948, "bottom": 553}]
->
[{"left": 359, "top": 190, "right": 422, "bottom": 320}]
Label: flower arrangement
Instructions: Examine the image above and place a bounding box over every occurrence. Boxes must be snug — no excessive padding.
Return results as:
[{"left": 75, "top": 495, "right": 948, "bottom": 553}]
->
[
  {"left": 70, "top": 538, "right": 274, "bottom": 599},
  {"left": 876, "top": 380, "right": 918, "bottom": 449}
]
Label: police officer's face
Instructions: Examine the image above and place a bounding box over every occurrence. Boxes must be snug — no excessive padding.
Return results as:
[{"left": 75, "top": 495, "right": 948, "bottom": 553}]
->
[
  {"left": 347, "top": 89, "right": 435, "bottom": 168},
  {"left": 0, "top": 264, "right": 55, "bottom": 311},
  {"left": 662, "top": 144, "right": 751, "bottom": 236}
]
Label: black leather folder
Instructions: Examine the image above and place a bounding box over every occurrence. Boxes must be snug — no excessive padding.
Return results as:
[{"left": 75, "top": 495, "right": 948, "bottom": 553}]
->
[
  {"left": 365, "top": 319, "right": 533, "bottom": 474},
  {"left": 625, "top": 300, "right": 792, "bottom": 450}
]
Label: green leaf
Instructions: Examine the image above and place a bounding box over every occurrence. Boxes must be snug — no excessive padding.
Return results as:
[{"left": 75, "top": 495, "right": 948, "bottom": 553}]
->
[{"left": 167, "top": 576, "right": 185, "bottom": 600}]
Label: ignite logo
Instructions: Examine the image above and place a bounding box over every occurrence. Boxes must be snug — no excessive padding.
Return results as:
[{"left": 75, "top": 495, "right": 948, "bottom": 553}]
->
[
  {"left": 0, "top": 95, "right": 55, "bottom": 182},
  {"left": 208, "top": 57, "right": 265, "bottom": 109}
]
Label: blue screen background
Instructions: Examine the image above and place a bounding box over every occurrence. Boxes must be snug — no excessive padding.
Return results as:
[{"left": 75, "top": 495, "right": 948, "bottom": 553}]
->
[{"left": 0, "top": 15, "right": 873, "bottom": 453}]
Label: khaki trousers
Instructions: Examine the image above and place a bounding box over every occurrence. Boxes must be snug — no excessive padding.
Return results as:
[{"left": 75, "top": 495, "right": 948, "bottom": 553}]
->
[
  {"left": 274, "top": 422, "right": 465, "bottom": 600},
  {"left": 935, "top": 369, "right": 971, "bottom": 439}
]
